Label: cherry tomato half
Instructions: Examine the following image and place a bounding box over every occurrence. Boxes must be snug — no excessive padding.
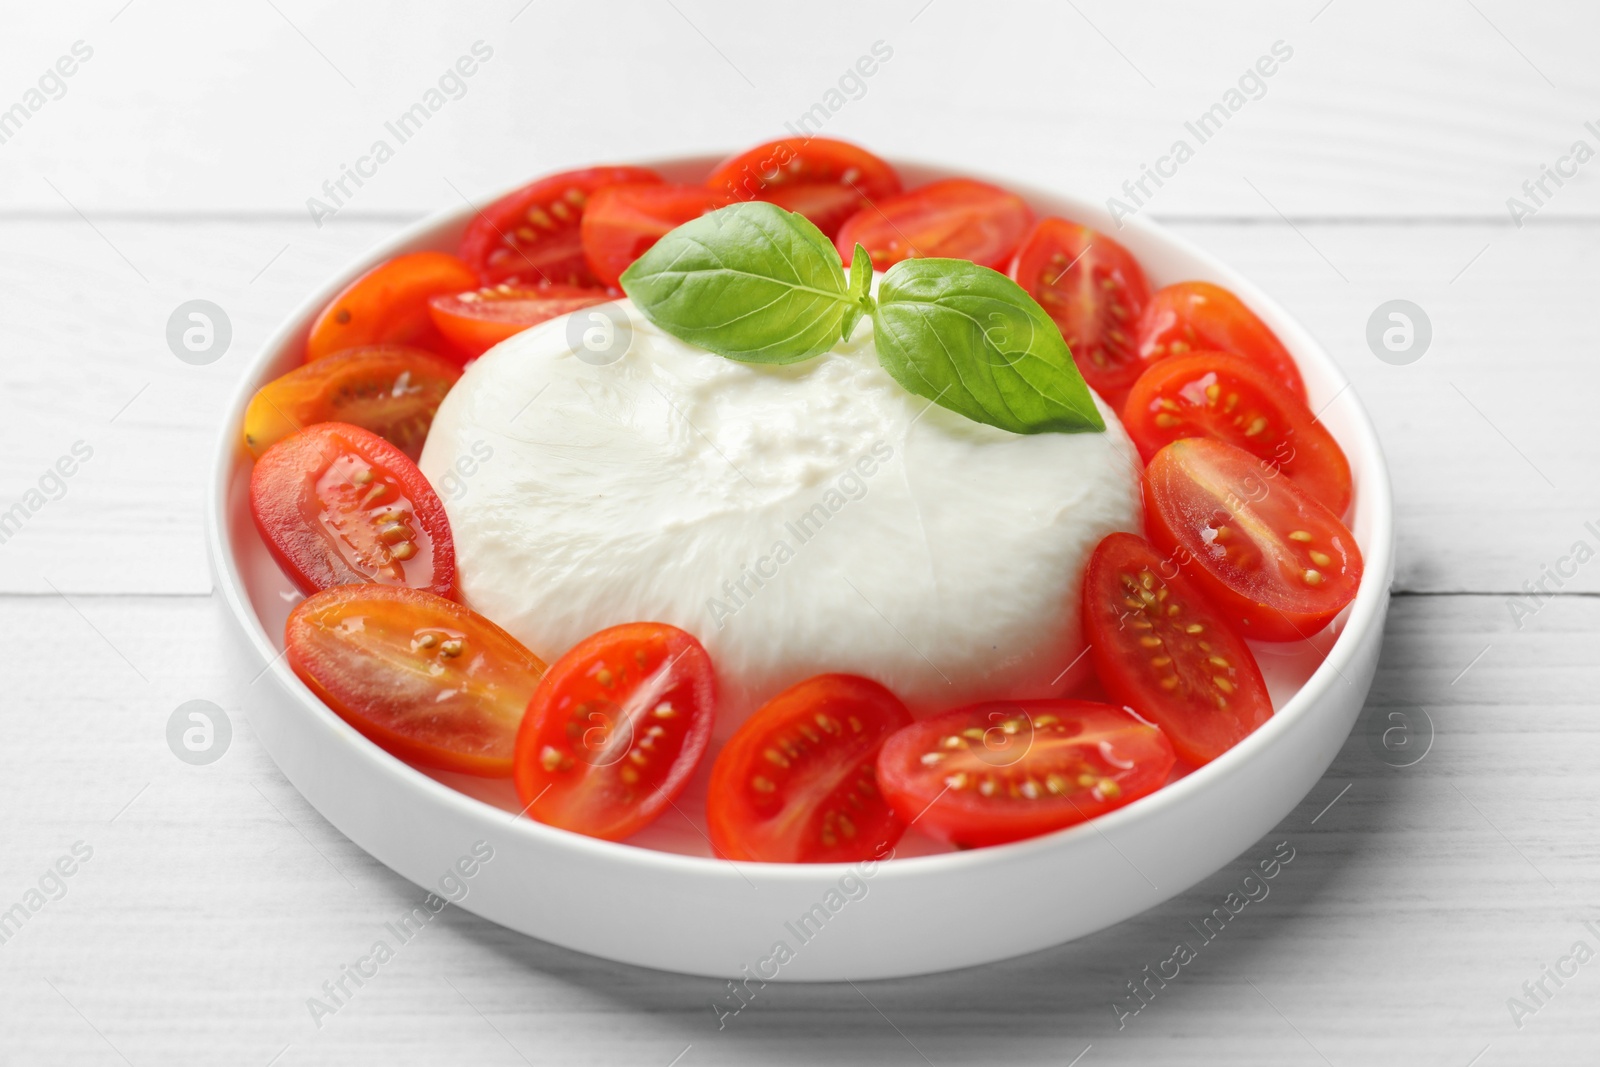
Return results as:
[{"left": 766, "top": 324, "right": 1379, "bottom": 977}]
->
[
  {"left": 1123, "top": 351, "right": 1352, "bottom": 515},
  {"left": 1136, "top": 281, "right": 1306, "bottom": 401},
  {"left": 1143, "top": 438, "right": 1363, "bottom": 641},
  {"left": 707, "top": 137, "right": 902, "bottom": 238},
  {"left": 428, "top": 284, "right": 611, "bottom": 360},
  {"left": 305, "top": 252, "right": 478, "bottom": 362},
  {"left": 250, "top": 422, "right": 455, "bottom": 597},
  {"left": 1011, "top": 218, "right": 1150, "bottom": 409},
  {"left": 513, "top": 622, "right": 716, "bottom": 842},
  {"left": 875, "top": 700, "right": 1175, "bottom": 848},
  {"left": 707, "top": 674, "right": 912, "bottom": 863},
  {"left": 834, "top": 178, "right": 1034, "bottom": 271},
  {"left": 287, "top": 585, "right": 546, "bottom": 776},
  {"left": 243, "top": 345, "right": 461, "bottom": 460},
  {"left": 1084, "top": 533, "right": 1272, "bottom": 766},
  {"left": 580, "top": 183, "right": 733, "bottom": 288},
  {"left": 459, "top": 165, "right": 664, "bottom": 287}
]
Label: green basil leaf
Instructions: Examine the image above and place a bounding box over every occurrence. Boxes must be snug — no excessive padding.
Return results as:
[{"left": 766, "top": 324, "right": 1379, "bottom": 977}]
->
[
  {"left": 840, "top": 242, "right": 873, "bottom": 341},
  {"left": 619, "top": 202, "right": 853, "bottom": 364},
  {"left": 872, "top": 258, "right": 1105, "bottom": 435}
]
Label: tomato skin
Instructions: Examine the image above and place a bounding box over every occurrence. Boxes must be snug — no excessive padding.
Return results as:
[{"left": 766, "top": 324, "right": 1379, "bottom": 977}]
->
[
  {"left": 1143, "top": 438, "right": 1363, "bottom": 641},
  {"left": 707, "top": 137, "right": 902, "bottom": 238},
  {"left": 1123, "top": 351, "right": 1352, "bottom": 515},
  {"left": 1136, "top": 282, "right": 1306, "bottom": 401},
  {"left": 459, "top": 166, "right": 664, "bottom": 287},
  {"left": 250, "top": 422, "right": 455, "bottom": 598},
  {"left": 835, "top": 178, "right": 1035, "bottom": 271},
  {"left": 1084, "top": 533, "right": 1272, "bottom": 766},
  {"left": 875, "top": 700, "right": 1175, "bottom": 848},
  {"left": 580, "top": 183, "right": 733, "bottom": 287},
  {"left": 1010, "top": 218, "right": 1150, "bottom": 409},
  {"left": 286, "top": 585, "right": 546, "bottom": 776},
  {"left": 243, "top": 345, "right": 460, "bottom": 461},
  {"left": 305, "top": 252, "right": 478, "bottom": 362},
  {"left": 513, "top": 623, "right": 716, "bottom": 842},
  {"left": 428, "top": 284, "right": 611, "bottom": 360},
  {"left": 707, "top": 674, "right": 912, "bottom": 864}
]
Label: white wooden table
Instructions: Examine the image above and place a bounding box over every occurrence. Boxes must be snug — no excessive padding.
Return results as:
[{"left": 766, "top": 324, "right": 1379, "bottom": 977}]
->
[{"left": 4, "top": 1, "right": 1597, "bottom": 1063}]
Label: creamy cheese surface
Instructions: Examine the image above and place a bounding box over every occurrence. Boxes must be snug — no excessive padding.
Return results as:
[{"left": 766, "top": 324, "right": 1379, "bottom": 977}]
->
[{"left": 420, "top": 296, "right": 1142, "bottom": 733}]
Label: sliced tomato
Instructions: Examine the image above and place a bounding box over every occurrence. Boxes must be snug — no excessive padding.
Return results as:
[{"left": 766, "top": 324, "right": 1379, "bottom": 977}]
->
[
  {"left": 459, "top": 166, "right": 664, "bottom": 287},
  {"left": 1143, "top": 438, "right": 1363, "bottom": 641},
  {"left": 707, "top": 674, "right": 912, "bottom": 863},
  {"left": 876, "top": 700, "right": 1174, "bottom": 848},
  {"left": 428, "top": 284, "right": 611, "bottom": 360},
  {"left": 305, "top": 252, "right": 478, "bottom": 362},
  {"left": 286, "top": 585, "right": 545, "bottom": 776},
  {"left": 250, "top": 422, "right": 454, "bottom": 597},
  {"left": 1123, "top": 351, "right": 1352, "bottom": 515},
  {"left": 707, "top": 137, "right": 902, "bottom": 238},
  {"left": 834, "top": 178, "right": 1034, "bottom": 271},
  {"left": 513, "top": 623, "right": 716, "bottom": 841},
  {"left": 1011, "top": 218, "right": 1150, "bottom": 409},
  {"left": 243, "top": 346, "right": 460, "bottom": 461},
  {"left": 1084, "top": 533, "right": 1272, "bottom": 766},
  {"left": 1136, "top": 282, "right": 1306, "bottom": 401},
  {"left": 580, "top": 183, "right": 733, "bottom": 288}
]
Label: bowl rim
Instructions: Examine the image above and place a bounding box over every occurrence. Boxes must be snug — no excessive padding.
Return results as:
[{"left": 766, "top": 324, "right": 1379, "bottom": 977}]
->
[{"left": 207, "top": 152, "right": 1395, "bottom": 886}]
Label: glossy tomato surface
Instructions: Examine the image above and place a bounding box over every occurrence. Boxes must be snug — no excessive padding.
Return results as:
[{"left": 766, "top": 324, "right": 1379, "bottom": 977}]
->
[
  {"left": 250, "top": 422, "right": 454, "bottom": 597},
  {"left": 428, "top": 284, "right": 611, "bottom": 360},
  {"left": 305, "top": 252, "right": 477, "bottom": 362},
  {"left": 1123, "top": 351, "right": 1352, "bottom": 515},
  {"left": 707, "top": 137, "right": 902, "bottom": 238},
  {"left": 834, "top": 178, "right": 1034, "bottom": 271},
  {"left": 243, "top": 345, "right": 460, "bottom": 460},
  {"left": 458, "top": 165, "right": 663, "bottom": 287},
  {"left": 1084, "top": 533, "right": 1272, "bottom": 766},
  {"left": 287, "top": 585, "right": 546, "bottom": 776},
  {"left": 1143, "top": 438, "right": 1363, "bottom": 641},
  {"left": 580, "top": 183, "right": 733, "bottom": 287},
  {"left": 1136, "top": 281, "right": 1305, "bottom": 400},
  {"left": 707, "top": 674, "right": 912, "bottom": 863},
  {"left": 876, "top": 700, "right": 1175, "bottom": 848},
  {"left": 514, "top": 623, "right": 716, "bottom": 842}
]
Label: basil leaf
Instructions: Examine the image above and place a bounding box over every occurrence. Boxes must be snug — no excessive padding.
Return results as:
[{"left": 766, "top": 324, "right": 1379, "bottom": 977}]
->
[
  {"left": 872, "top": 258, "right": 1105, "bottom": 435},
  {"left": 619, "top": 202, "right": 853, "bottom": 364},
  {"left": 840, "top": 242, "right": 873, "bottom": 341}
]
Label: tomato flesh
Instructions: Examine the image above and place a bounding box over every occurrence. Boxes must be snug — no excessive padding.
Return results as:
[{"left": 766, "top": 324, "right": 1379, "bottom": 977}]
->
[
  {"left": 243, "top": 345, "right": 460, "bottom": 461},
  {"left": 459, "top": 166, "right": 664, "bottom": 287},
  {"left": 250, "top": 422, "right": 455, "bottom": 597},
  {"left": 834, "top": 178, "right": 1034, "bottom": 271},
  {"left": 1123, "top": 351, "right": 1352, "bottom": 515},
  {"left": 707, "top": 674, "right": 912, "bottom": 863},
  {"left": 286, "top": 585, "right": 546, "bottom": 776},
  {"left": 707, "top": 137, "right": 902, "bottom": 238},
  {"left": 514, "top": 623, "right": 716, "bottom": 841},
  {"left": 1136, "top": 281, "right": 1306, "bottom": 401},
  {"left": 875, "top": 700, "right": 1175, "bottom": 848},
  {"left": 1084, "top": 533, "right": 1272, "bottom": 766},
  {"left": 428, "top": 284, "right": 611, "bottom": 360},
  {"left": 1143, "top": 438, "right": 1362, "bottom": 641},
  {"left": 1011, "top": 218, "right": 1150, "bottom": 409},
  {"left": 305, "top": 252, "right": 478, "bottom": 362},
  {"left": 580, "top": 183, "right": 733, "bottom": 288}
]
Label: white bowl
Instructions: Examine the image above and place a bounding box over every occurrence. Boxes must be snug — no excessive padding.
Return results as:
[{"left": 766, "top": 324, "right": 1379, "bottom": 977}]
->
[{"left": 208, "top": 155, "right": 1393, "bottom": 980}]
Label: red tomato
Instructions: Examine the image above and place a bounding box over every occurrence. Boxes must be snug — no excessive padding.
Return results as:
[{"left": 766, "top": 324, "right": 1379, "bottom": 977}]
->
[
  {"left": 834, "top": 178, "right": 1034, "bottom": 271},
  {"left": 1143, "top": 438, "right": 1363, "bottom": 641},
  {"left": 1010, "top": 218, "right": 1150, "bottom": 408},
  {"left": 580, "top": 183, "right": 733, "bottom": 288},
  {"left": 305, "top": 252, "right": 478, "bottom": 362},
  {"left": 458, "top": 166, "right": 664, "bottom": 287},
  {"left": 250, "top": 422, "right": 455, "bottom": 597},
  {"left": 1136, "top": 282, "right": 1306, "bottom": 400},
  {"left": 1084, "top": 533, "right": 1272, "bottom": 766},
  {"left": 707, "top": 674, "right": 912, "bottom": 863},
  {"left": 1123, "top": 351, "right": 1353, "bottom": 515},
  {"left": 242, "top": 345, "right": 461, "bottom": 460},
  {"left": 876, "top": 700, "right": 1175, "bottom": 848},
  {"left": 286, "top": 585, "right": 546, "bottom": 776},
  {"left": 428, "top": 284, "right": 611, "bottom": 360},
  {"left": 513, "top": 623, "right": 716, "bottom": 841},
  {"left": 707, "top": 137, "right": 902, "bottom": 238}
]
